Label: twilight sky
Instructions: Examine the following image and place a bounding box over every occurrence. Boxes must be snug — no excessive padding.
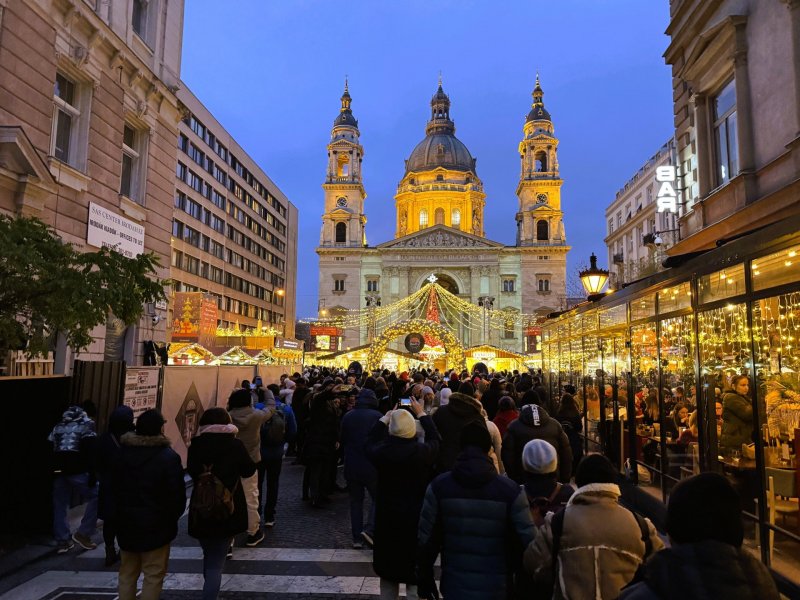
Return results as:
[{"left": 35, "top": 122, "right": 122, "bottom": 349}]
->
[{"left": 181, "top": 0, "right": 675, "bottom": 319}]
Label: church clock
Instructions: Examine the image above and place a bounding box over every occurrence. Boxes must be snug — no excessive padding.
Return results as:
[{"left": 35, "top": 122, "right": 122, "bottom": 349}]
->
[
  {"left": 336, "top": 197, "right": 348, "bottom": 207},
  {"left": 536, "top": 193, "right": 548, "bottom": 204}
]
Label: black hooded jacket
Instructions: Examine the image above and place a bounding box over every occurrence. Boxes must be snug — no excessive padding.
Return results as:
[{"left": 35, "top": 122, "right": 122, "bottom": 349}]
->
[{"left": 501, "top": 404, "right": 572, "bottom": 483}]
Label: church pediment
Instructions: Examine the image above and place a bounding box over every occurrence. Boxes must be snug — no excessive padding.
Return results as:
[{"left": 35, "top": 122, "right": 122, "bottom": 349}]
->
[{"left": 378, "top": 224, "right": 503, "bottom": 249}]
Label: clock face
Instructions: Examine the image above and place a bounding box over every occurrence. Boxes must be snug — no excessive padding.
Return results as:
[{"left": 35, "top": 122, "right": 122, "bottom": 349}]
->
[
  {"left": 336, "top": 197, "right": 348, "bottom": 207},
  {"left": 537, "top": 193, "right": 548, "bottom": 204}
]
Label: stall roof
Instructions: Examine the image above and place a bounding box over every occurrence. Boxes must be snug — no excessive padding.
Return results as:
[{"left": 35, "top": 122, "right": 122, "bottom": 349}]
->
[{"left": 465, "top": 345, "right": 524, "bottom": 360}]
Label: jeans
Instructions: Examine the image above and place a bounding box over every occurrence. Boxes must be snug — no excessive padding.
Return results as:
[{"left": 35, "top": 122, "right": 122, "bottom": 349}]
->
[
  {"left": 379, "top": 578, "right": 418, "bottom": 600},
  {"left": 347, "top": 478, "right": 376, "bottom": 541},
  {"left": 118, "top": 543, "right": 170, "bottom": 600},
  {"left": 256, "top": 455, "right": 283, "bottom": 521},
  {"left": 241, "top": 473, "right": 260, "bottom": 535},
  {"left": 199, "top": 537, "right": 231, "bottom": 600},
  {"left": 52, "top": 473, "right": 98, "bottom": 542}
]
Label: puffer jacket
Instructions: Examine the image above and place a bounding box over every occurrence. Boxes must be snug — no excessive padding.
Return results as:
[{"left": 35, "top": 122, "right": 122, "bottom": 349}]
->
[
  {"left": 432, "top": 392, "right": 486, "bottom": 472},
  {"left": 228, "top": 405, "right": 273, "bottom": 463},
  {"left": 340, "top": 389, "right": 382, "bottom": 483},
  {"left": 524, "top": 482, "right": 663, "bottom": 600},
  {"left": 49, "top": 406, "right": 96, "bottom": 475},
  {"left": 719, "top": 391, "right": 753, "bottom": 453},
  {"left": 111, "top": 433, "right": 186, "bottom": 552},
  {"left": 418, "top": 446, "right": 535, "bottom": 600},
  {"left": 502, "top": 404, "right": 572, "bottom": 483}
]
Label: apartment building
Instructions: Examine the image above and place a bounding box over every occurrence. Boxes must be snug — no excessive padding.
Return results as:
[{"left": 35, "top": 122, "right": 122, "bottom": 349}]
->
[
  {"left": 171, "top": 87, "right": 298, "bottom": 339},
  {"left": 0, "top": 0, "right": 184, "bottom": 371},
  {"left": 604, "top": 139, "right": 679, "bottom": 287}
]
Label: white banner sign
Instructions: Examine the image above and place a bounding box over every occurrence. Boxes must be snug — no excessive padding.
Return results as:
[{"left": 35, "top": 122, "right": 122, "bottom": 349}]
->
[
  {"left": 123, "top": 367, "right": 160, "bottom": 419},
  {"left": 87, "top": 202, "right": 145, "bottom": 258},
  {"left": 656, "top": 166, "right": 678, "bottom": 214}
]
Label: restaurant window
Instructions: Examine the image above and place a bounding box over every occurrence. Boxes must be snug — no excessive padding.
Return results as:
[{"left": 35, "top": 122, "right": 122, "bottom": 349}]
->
[
  {"left": 751, "top": 244, "right": 800, "bottom": 292},
  {"left": 630, "top": 322, "right": 660, "bottom": 489},
  {"left": 630, "top": 294, "right": 656, "bottom": 321},
  {"left": 658, "top": 281, "right": 692, "bottom": 314},
  {"left": 713, "top": 79, "right": 738, "bottom": 186},
  {"left": 698, "top": 264, "right": 745, "bottom": 304}
]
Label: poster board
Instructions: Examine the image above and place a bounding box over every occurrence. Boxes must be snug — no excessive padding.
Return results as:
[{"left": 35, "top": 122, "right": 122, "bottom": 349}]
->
[
  {"left": 123, "top": 366, "right": 161, "bottom": 420},
  {"left": 161, "top": 366, "right": 219, "bottom": 466},
  {"left": 215, "top": 366, "right": 257, "bottom": 408}
]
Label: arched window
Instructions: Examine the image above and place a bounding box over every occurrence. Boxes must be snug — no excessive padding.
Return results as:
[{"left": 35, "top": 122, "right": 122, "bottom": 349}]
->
[
  {"left": 335, "top": 222, "right": 347, "bottom": 243},
  {"left": 535, "top": 151, "right": 548, "bottom": 172},
  {"left": 536, "top": 220, "right": 549, "bottom": 241},
  {"left": 434, "top": 208, "right": 444, "bottom": 225},
  {"left": 451, "top": 208, "right": 461, "bottom": 227},
  {"left": 436, "top": 174, "right": 444, "bottom": 182},
  {"left": 337, "top": 155, "right": 350, "bottom": 177},
  {"left": 419, "top": 209, "right": 428, "bottom": 227}
]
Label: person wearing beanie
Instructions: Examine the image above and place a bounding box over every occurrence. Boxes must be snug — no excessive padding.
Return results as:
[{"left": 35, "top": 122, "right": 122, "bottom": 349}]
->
[
  {"left": 492, "top": 395, "right": 519, "bottom": 438},
  {"left": 111, "top": 409, "right": 186, "bottom": 600},
  {"left": 432, "top": 391, "right": 487, "bottom": 473},
  {"left": 620, "top": 473, "right": 779, "bottom": 600},
  {"left": 521, "top": 439, "right": 575, "bottom": 525},
  {"left": 340, "top": 387, "right": 383, "bottom": 549},
  {"left": 417, "top": 422, "right": 535, "bottom": 600},
  {"left": 524, "top": 454, "right": 663, "bottom": 600},
  {"left": 502, "top": 403, "right": 573, "bottom": 484},
  {"left": 365, "top": 398, "right": 441, "bottom": 600}
]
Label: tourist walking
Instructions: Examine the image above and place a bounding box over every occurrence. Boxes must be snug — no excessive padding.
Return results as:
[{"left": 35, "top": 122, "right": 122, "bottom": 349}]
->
[
  {"left": 432, "top": 391, "right": 486, "bottom": 473},
  {"left": 502, "top": 403, "right": 573, "bottom": 484}
]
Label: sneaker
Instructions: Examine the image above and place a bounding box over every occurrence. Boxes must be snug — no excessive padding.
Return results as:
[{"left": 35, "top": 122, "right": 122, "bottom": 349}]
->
[
  {"left": 72, "top": 533, "right": 97, "bottom": 550},
  {"left": 360, "top": 531, "right": 374, "bottom": 547},
  {"left": 226, "top": 544, "right": 233, "bottom": 559},
  {"left": 264, "top": 519, "right": 275, "bottom": 527},
  {"left": 56, "top": 540, "right": 75, "bottom": 554},
  {"left": 352, "top": 541, "right": 364, "bottom": 550},
  {"left": 245, "top": 529, "right": 265, "bottom": 547}
]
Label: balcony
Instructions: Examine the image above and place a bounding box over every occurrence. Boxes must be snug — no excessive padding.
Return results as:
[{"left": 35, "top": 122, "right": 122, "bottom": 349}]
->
[
  {"left": 613, "top": 252, "right": 624, "bottom": 264},
  {"left": 521, "top": 170, "right": 559, "bottom": 180}
]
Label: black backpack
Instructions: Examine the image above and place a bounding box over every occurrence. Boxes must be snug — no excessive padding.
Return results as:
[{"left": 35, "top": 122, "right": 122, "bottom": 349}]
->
[
  {"left": 262, "top": 406, "right": 286, "bottom": 446},
  {"left": 189, "top": 464, "right": 237, "bottom": 524}
]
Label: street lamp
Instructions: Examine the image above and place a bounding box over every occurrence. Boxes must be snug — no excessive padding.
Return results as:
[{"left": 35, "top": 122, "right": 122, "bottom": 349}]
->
[{"left": 579, "top": 253, "right": 609, "bottom": 301}]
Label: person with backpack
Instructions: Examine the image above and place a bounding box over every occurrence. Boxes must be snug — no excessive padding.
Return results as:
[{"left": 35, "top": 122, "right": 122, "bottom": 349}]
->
[
  {"left": 187, "top": 407, "right": 256, "bottom": 599},
  {"left": 555, "top": 387, "right": 583, "bottom": 477},
  {"left": 524, "top": 454, "right": 663, "bottom": 600},
  {"left": 502, "top": 404, "right": 573, "bottom": 485},
  {"left": 256, "top": 393, "right": 293, "bottom": 527}
]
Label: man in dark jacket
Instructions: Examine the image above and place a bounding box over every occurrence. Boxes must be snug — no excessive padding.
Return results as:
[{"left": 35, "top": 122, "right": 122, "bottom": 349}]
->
[
  {"left": 417, "top": 423, "right": 536, "bottom": 600},
  {"left": 112, "top": 409, "right": 186, "bottom": 600},
  {"left": 431, "top": 391, "right": 486, "bottom": 473},
  {"left": 340, "top": 387, "right": 382, "bottom": 548},
  {"left": 620, "top": 472, "right": 779, "bottom": 600},
  {"left": 502, "top": 404, "right": 572, "bottom": 483}
]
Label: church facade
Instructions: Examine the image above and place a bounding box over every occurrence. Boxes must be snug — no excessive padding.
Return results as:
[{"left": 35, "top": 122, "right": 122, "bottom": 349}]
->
[{"left": 316, "top": 78, "right": 569, "bottom": 354}]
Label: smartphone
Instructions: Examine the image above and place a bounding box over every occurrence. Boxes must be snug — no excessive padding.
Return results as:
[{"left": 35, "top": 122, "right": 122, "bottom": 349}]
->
[
  {"left": 400, "top": 398, "right": 412, "bottom": 407},
  {"left": 443, "top": 377, "right": 450, "bottom": 382}
]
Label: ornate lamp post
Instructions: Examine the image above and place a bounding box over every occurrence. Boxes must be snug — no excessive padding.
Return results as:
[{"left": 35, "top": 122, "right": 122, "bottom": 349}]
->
[{"left": 579, "top": 253, "right": 609, "bottom": 302}]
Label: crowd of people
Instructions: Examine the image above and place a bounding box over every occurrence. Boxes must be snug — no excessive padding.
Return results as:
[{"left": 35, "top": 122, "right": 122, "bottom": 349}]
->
[{"left": 47, "top": 364, "right": 781, "bottom": 599}]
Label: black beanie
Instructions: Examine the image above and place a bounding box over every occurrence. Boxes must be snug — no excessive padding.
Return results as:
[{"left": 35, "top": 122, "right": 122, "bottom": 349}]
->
[
  {"left": 575, "top": 453, "right": 617, "bottom": 487},
  {"left": 459, "top": 422, "right": 492, "bottom": 453},
  {"left": 136, "top": 409, "right": 165, "bottom": 437},
  {"left": 667, "top": 472, "right": 743, "bottom": 547}
]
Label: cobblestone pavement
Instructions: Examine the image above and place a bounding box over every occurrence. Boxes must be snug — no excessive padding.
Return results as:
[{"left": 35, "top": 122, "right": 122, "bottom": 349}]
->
[{"left": 0, "top": 458, "right": 417, "bottom": 599}]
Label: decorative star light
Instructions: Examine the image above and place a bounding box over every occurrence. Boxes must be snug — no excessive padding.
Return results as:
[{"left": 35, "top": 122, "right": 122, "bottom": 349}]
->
[{"left": 427, "top": 274, "right": 438, "bottom": 283}]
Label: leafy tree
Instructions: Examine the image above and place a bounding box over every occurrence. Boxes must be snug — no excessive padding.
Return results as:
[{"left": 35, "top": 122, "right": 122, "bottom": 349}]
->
[{"left": 0, "top": 215, "right": 167, "bottom": 356}]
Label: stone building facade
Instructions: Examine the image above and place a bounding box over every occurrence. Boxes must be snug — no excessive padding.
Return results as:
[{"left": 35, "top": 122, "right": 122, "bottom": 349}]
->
[
  {"left": 0, "top": 0, "right": 184, "bottom": 371},
  {"left": 317, "top": 79, "right": 570, "bottom": 353}
]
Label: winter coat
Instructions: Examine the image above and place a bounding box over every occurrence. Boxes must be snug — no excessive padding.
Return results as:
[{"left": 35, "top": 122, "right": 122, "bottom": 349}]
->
[
  {"left": 302, "top": 390, "right": 340, "bottom": 463},
  {"left": 533, "top": 384, "right": 551, "bottom": 413},
  {"left": 619, "top": 540, "right": 780, "bottom": 600},
  {"left": 481, "top": 389, "right": 503, "bottom": 421},
  {"left": 340, "top": 389, "right": 382, "bottom": 483},
  {"left": 49, "top": 406, "right": 97, "bottom": 475},
  {"left": 432, "top": 392, "right": 486, "bottom": 472},
  {"left": 493, "top": 407, "right": 519, "bottom": 438},
  {"left": 486, "top": 418, "right": 505, "bottom": 474},
  {"left": 187, "top": 425, "right": 256, "bottom": 540},
  {"left": 366, "top": 415, "right": 440, "bottom": 584},
  {"left": 502, "top": 404, "right": 573, "bottom": 484},
  {"left": 524, "top": 482, "right": 663, "bottom": 600},
  {"left": 95, "top": 409, "right": 134, "bottom": 520},
  {"left": 418, "top": 446, "right": 535, "bottom": 600},
  {"left": 556, "top": 410, "right": 583, "bottom": 475},
  {"left": 719, "top": 391, "right": 753, "bottom": 453},
  {"left": 257, "top": 399, "right": 295, "bottom": 461},
  {"left": 522, "top": 475, "right": 575, "bottom": 519},
  {"left": 228, "top": 405, "right": 273, "bottom": 463},
  {"left": 111, "top": 433, "right": 186, "bottom": 552}
]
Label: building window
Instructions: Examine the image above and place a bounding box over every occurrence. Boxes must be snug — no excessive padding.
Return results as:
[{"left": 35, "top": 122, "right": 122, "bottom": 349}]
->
[
  {"left": 120, "top": 124, "right": 146, "bottom": 204},
  {"left": 52, "top": 73, "right": 89, "bottom": 169},
  {"left": 334, "top": 278, "right": 345, "bottom": 292},
  {"left": 608, "top": 219, "right": 614, "bottom": 234},
  {"left": 452, "top": 208, "right": 461, "bottom": 227},
  {"left": 367, "top": 279, "right": 379, "bottom": 292},
  {"left": 132, "top": 0, "right": 152, "bottom": 45},
  {"left": 502, "top": 278, "right": 515, "bottom": 292},
  {"left": 713, "top": 79, "right": 738, "bottom": 186},
  {"left": 534, "top": 150, "right": 547, "bottom": 172},
  {"left": 335, "top": 222, "right": 347, "bottom": 243},
  {"left": 538, "top": 278, "right": 550, "bottom": 292},
  {"left": 434, "top": 207, "right": 444, "bottom": 225},
  {"left": 504, "top": 323, "right": 515, "bottom": 339},
  {"left": 536, "top": 220, "right": 549, "bottom": 241},
  {"left": 419, "top": 209, "right": 428, "bottom": 227}
]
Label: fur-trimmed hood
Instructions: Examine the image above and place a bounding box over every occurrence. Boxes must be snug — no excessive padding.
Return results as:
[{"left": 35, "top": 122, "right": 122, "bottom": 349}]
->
[
  {"left": 567, "top": 482, "right": 620, "bottom": 506},
  {"left": 120, "top": 432, "right": 172, "bottom": 447},
  {"left": 446, "top": 392, "right": 483, "bottom": 418}
]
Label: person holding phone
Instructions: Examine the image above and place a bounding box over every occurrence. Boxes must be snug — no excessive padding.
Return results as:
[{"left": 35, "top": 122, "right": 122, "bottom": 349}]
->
[{"left": 366, "top": 398, "right": 441, "bottom": 600}]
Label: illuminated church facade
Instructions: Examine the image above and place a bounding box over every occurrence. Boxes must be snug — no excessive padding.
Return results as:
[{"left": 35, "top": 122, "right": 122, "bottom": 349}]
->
[{"left": 316, "top": 78, "right": 569, "bottom": 354}]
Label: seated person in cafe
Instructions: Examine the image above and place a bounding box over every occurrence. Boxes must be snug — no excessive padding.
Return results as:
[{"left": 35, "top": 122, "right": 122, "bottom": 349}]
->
[
  {"left": 678, "top": 411, "right": 698, "bottom": 445},
  {"left": 719, "top": 375, "right": 754, "bottom": 456}
]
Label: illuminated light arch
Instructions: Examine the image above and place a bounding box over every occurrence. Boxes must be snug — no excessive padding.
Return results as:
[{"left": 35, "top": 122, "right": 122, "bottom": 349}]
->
[{"left": 366, "top": 318, "right": 466, "bottom": 372}]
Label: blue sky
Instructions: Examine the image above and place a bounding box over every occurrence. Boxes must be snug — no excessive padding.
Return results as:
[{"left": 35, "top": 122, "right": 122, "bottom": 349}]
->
[{"left": 181, "top": 0, "right": 675, "bottom": 319}]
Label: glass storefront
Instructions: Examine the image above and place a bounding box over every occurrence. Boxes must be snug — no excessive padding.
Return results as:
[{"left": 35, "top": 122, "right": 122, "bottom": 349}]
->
[{"left": 540, "top": 225, "right": 800, "bottom": 592}]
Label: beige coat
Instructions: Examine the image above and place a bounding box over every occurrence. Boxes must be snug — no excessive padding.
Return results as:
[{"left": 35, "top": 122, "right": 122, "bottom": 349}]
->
[{"left": 524, "top": 482, "right": 663, "bottom": 600}]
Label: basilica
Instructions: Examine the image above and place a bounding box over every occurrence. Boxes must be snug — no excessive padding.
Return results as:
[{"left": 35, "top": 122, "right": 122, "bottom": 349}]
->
[{"left": 316, "top": 77, "right": 569, "bottom": 356}]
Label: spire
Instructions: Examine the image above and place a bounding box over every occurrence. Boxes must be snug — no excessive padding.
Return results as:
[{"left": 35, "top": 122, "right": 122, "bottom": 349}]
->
[
  {"left": 526, "top": 73, "right": 551, "bottom": 123},
  {"left": 333, "top": 77, "right": 358, "bottom": 129},
  {"left": 340, "top": 76, "right": 351, "bottom": 111},
  {"left": 427, "top": 77, "right": 454, "bottom": 135}
]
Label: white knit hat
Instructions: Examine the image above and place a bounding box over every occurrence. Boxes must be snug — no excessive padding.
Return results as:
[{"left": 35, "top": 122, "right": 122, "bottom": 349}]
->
[
  {"left": 439, "top": 387, "right": 452, "bottom": 406},
  {"left": 522, "top": 439, "right": 558, "bottom": 474},
  {"left": 389, "top": 409, "right": 417, "bottom": 439}
]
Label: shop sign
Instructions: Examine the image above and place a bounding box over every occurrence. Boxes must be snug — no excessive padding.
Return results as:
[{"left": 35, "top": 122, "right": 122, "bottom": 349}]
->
[
  {"left": 315, "top": 335, "right": 331, "bottom": 351},
  {"left": 656, "top": 166, "right": 678, "bottom": 214},
  {"left": 87, "top": 202, "right": 145, "bottom": 258},
  {"left": 525, "top": 327, "right": 542, "bottom": 336},
  {"left": 171, "top": 292, "right": 218, "bottom": 346},
  {"left": 310, "top": 326, "right": 342, "bottom": 337},
  {"left": 275, "top": 337, "right": 304, "bottom": 350},
  {"left": 123, "top": 367, "right": 160, "bottom": 419},
  {"left": 404, "top": 333, "right": 425, "bottom": 353}
]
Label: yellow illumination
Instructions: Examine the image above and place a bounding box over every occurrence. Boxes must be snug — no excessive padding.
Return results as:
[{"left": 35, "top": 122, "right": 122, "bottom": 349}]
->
[
  {"left": 789, "top": 251, "right": 797, "bottom": 258},
  {"left": 785, "top": 260, "right": 793, "bottom": 267},
  {"left": 754, "top": 270, "right": 760, "bottom": 276}
]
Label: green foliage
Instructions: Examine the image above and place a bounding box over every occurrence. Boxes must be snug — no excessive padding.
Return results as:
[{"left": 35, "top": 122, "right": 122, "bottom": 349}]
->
[{"left": 0, "top": 215, "right": 167, "bottom": 356}]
